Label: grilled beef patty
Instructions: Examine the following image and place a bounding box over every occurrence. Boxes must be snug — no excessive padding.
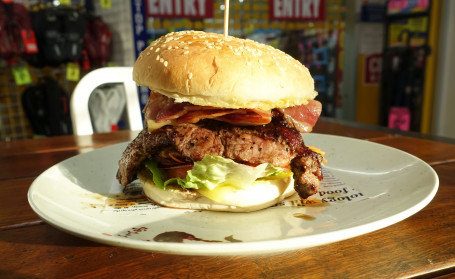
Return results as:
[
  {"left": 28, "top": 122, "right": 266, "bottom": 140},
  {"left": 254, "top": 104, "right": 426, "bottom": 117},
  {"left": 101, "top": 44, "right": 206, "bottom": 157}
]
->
[{"left": 117, "top": 111, "right": 323, "bottom": 199}]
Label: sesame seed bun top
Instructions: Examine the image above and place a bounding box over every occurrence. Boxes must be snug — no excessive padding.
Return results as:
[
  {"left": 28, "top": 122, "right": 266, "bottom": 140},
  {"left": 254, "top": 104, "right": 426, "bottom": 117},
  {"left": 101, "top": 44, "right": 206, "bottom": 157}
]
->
[{"left": 133, "top": 30, "right": 317, "bottom": 111}]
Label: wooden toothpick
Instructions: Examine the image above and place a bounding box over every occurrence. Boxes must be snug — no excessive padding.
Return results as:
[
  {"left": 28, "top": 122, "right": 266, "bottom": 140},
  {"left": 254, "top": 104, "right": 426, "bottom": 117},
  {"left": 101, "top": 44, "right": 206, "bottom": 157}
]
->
[{"left": 224, "top": 0, "right": 230, "bottom": 37}]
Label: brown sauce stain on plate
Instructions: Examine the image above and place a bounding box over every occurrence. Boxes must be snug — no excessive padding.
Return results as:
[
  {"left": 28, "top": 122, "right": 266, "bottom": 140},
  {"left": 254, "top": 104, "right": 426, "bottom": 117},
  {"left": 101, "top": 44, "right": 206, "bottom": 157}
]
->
[
  {"left": 153, "top": 231, "right": 243, "bottom": 243},
  {"left": 153, "top": 231, "right": 222, "bottom": 243},
  {"left": 293, "top": 213, "right": 316, "bottom": 220},
  {"left": 224, "top": 235, "right": 242, "bottom": 242},
  {"left": 105, "top": 194, "right": 144, "bottom": 208},
  {"left": 303, "top": 199, "right": 326, "bottom": 207},
  {"left": 104, "top": 181, "right": 146, "bottom": 209}
]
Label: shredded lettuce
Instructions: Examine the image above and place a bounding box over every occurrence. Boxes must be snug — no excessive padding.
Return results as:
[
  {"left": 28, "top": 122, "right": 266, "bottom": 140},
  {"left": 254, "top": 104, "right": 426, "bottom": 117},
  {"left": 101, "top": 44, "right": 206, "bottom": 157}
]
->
[{"left": 144, "top": 155, "right": 292, "bottom": 191}]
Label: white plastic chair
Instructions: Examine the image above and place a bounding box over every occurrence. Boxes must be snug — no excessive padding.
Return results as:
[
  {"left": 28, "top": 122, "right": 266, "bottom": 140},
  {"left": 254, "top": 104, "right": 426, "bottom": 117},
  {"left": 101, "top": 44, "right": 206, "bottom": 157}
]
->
[{"left": 70, "top": 67, "right": 143, "bottom": 135}]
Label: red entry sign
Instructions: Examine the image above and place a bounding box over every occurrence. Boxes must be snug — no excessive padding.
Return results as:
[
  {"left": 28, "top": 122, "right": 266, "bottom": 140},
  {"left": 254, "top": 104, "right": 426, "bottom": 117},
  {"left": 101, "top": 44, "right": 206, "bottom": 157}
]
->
[
  {"left": 269, "top": 0, "right": 325, "bottom": 21},
  {"left": 146, "top": 0, "right": 214, "bottom": 19}
]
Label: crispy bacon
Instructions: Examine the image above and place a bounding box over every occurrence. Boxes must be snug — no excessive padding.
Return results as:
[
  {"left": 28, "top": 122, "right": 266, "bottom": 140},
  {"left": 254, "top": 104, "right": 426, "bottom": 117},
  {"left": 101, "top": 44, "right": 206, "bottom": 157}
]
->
[
  {"left": 144, "top": 92, "right": 272, "bottom": 128},
  {"left": 176, "top": 109, "right": 235, "bottom": 124},
  {"left": 279, "top": 100, "right": 322, "bottom": 133},
  {"left": 143, "top": 91, "right": 321, "bottom": 132},
  {"left": 156, "top": 103, "right": 224, "bottom": 123},
  {"left": 143, "top": 92, "right": 174, "bottom": 120},
  {"left": 215, "top": 111, "right": 272, "bottom": 125}
]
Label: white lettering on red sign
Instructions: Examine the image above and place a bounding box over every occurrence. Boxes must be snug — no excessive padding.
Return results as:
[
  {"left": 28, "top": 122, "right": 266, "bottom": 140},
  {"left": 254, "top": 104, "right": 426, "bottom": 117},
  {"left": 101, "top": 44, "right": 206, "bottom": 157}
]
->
[
  {"left": 270, "top": 0, "right": 324, "bottom": 21},
  {"left": 147, "top": 0, "right": 213, "bottom": 19},
  {"left": 133, "top": 0, "right": 146, "bottom": 54},
  {"left": 364, "top": 54, "right": 382, "bottom": 85}
]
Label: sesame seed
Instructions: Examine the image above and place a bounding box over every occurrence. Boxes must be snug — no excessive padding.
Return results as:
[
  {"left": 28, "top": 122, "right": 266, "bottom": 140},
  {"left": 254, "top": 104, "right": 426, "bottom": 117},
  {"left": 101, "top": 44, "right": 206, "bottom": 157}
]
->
[
  {"left": 184, "top": 50, "right": 189, "bottom": 54},
  {"left": 146, "top": 52, "right": 150, "bottom": 55},
  {"left": 156, "top": 55, "right": 160, "bottom": 60},
  {"left": 188, "top": 72, "right": 193, "bottom": 79},
  {"left": 159, "top": 58, "right": 164, "bottom": 63},
  {"left": 155, "top": 48, "right": 160, "bottom": 52},
  {"left": 164, "top": 61, "right": 168, "bottom": 67}
]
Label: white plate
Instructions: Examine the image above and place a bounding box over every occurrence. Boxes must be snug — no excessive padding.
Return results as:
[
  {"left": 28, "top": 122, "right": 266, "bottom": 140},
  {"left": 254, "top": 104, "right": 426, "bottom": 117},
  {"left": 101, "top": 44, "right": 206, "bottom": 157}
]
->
[{"left": 28, "top": 134, "right": 438, "bottom": 255}]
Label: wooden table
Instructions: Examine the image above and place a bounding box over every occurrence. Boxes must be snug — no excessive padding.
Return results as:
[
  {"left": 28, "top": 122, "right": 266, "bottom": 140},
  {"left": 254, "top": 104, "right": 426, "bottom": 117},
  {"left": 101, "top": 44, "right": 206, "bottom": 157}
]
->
[{"left": 1, "top": 119, "right": 455, "bottom": 278}]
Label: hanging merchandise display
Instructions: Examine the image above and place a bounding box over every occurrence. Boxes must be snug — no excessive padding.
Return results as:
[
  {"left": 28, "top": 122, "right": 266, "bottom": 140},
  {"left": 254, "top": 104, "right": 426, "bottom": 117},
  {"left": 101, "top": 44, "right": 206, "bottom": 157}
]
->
[
  {"left": 0, "top": 1, "right": 113, "bottom": 140},
  {"left": 84, "top": 14, "right": 112, "bottom": 68},
  {"left": 379, "top": 0, "right": 435, "bottom": 133},
  {"left": 28, "top": 5, "right": 86, "bottom": 67},
  {"left": 0, "top": 1, "right": 109, "bottom": 69},
  {"left": 21, "top": 76, "right": 73, "bottom": 137},
  {"left": 295, "top": 26, "right": 341, "bottom": 117},
  {"left": 0, "top": 1, "right": 38, "bottom": 62}
]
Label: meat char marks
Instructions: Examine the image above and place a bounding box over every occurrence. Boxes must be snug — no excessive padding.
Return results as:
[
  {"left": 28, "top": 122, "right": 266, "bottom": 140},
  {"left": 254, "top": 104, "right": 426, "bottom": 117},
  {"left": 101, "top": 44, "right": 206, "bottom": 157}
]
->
[{"left": 117, "top": 110, "right": 323, "bottom": 199}]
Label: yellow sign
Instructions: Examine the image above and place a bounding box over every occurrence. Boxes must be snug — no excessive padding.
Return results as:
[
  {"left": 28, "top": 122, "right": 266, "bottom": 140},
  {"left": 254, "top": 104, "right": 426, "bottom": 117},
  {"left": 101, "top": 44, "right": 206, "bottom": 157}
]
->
[
  {"left": 12, "top": 66, "right": 32, "bottom": 86},
  {"left": 100, "top": 0, "right": 112, "bottom": 9},
  {"left": 59, "top": 0, "right": 71, "bottom": 6},
  {"left": 66, "top": 62, "right": 80, "bottom": 82},
  {"left": 389, "top": 17, "right": 428, "bottom": 47}
]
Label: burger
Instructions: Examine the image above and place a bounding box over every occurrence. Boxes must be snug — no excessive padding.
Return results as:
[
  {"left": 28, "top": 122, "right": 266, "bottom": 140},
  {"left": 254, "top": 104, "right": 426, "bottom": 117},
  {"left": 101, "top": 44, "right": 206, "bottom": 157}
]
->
[{"left": 116, "top": 30, "right": 323, "bottom": 212}]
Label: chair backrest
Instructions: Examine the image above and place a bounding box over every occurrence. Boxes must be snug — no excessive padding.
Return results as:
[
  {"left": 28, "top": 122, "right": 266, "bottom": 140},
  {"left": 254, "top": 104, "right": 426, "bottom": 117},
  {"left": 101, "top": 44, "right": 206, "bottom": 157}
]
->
[{"left": 70, "top": 67, "right": 143, "bottom": 135}]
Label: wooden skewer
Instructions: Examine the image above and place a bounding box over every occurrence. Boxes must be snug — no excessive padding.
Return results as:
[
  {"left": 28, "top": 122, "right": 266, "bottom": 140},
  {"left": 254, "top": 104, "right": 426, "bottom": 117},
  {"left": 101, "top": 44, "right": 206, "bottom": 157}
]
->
[{"left": 224, "top": 0, "right": 229, "bottom": 36}]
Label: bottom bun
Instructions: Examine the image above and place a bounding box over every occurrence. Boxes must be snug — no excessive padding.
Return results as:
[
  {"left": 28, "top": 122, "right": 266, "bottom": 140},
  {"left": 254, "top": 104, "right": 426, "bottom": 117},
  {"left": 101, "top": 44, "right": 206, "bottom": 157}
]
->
[{"left": 137, "top": 169, "right": 295, "bottom": 212}]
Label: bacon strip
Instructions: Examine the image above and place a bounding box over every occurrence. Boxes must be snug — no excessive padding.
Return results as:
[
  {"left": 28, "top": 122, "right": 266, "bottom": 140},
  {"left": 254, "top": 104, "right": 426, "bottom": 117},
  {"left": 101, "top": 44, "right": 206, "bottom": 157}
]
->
[
  {"left": 177, "top": 109, "right": 235, "bottom": 124},
  {"left": 215, "top": 110, "right": 272, "bottom": 125},
  {"left": 144, "top": 92, "right": 272, "bottom": 128},
  {"left": 279, "top": 100, "right": 322, "bottom": 133},
  {"left": 143, "top": 92, "right": 174, "bottom": 120},
  {"left": 143, "top": 91, "right": 321, "bottom": 132}
]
